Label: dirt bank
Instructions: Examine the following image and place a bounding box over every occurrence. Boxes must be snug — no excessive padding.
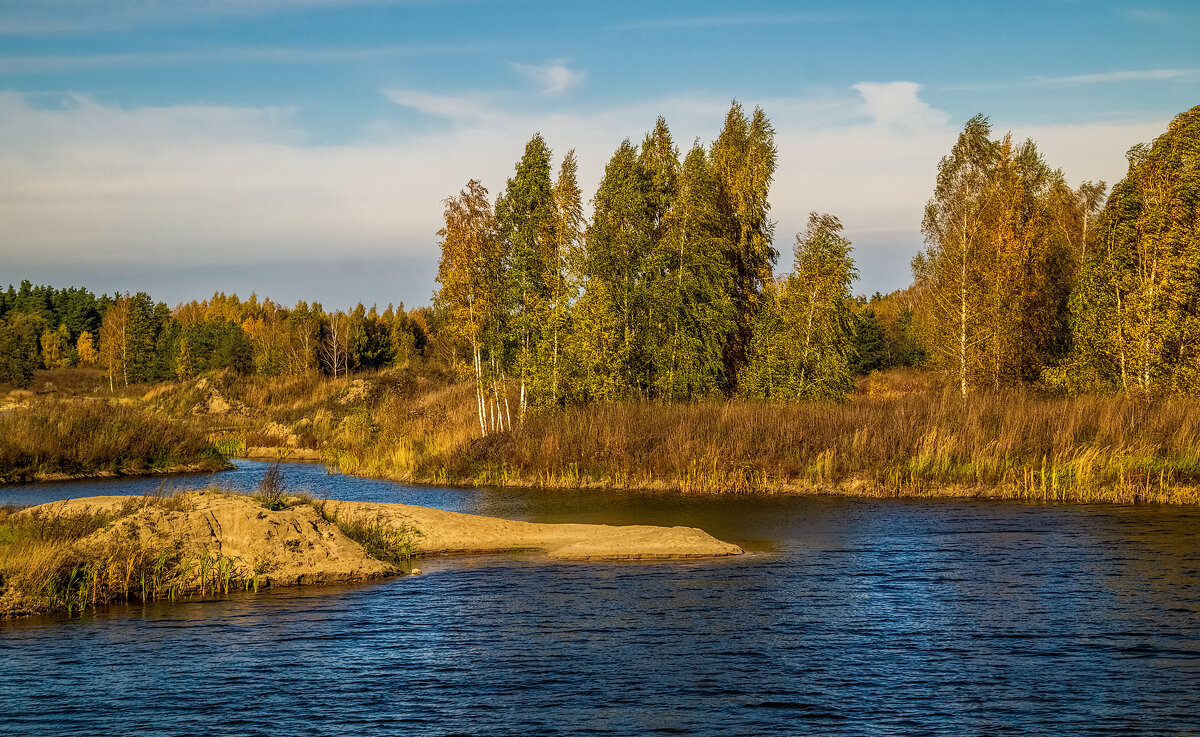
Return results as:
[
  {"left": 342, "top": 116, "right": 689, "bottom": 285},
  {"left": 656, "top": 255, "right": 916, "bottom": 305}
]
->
[{"left": 21, "top": 492, "right": 393, "bottom": 587}]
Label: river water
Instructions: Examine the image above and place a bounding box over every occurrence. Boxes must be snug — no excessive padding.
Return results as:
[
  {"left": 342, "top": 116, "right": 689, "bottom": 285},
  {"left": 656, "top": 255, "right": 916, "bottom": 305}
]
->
[{"left": 2, "top": 461, "right": 1199, "bottom": 735}]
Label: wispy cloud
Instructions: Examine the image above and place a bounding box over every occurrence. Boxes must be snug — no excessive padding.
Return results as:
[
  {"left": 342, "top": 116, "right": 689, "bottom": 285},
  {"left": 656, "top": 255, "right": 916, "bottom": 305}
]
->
[
  {"left": 1033, "top": 68, "right": 1196, "bottom": 86},
  {"left": 0, "top": 85, "right": 1167, "bottom": 303},
  {"left": 1122, "top": 7, "right": 1177, "bottom": 23},
  {"left": 615, "top": 11, "right": 866, "bottom": 30},
  {"left": 510, "top": 59, "right": 585, "bottom": 95},
  {"left": 942, "top": 67, "right": 1198, "bottom": 92},
  {"left": 0, "top": 0, "right": 419, "bottom": 35},
  {"left": 382, "top": 88, "right": 502, "bottom": 122},
  {"left": 0, "top": 43, "right": 496, "bottom": 74}
]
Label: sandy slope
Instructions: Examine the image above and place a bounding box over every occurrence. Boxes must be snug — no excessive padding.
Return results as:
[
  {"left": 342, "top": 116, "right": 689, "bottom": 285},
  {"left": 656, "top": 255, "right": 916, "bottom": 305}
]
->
[{"left": 22, "top": 492, "right": 743, "bottom": 591}]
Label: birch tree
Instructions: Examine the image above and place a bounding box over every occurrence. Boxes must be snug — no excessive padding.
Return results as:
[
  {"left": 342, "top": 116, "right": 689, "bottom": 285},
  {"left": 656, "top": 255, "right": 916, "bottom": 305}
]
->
[
  {"left": 652, "top": 143, "right": 734, "bottom": 399},
  {"left": 710, "top": 102, "right": 778, "bottom": 392},
  {"left": 744, "top": 213, "right": 856, "bottom": 399},
  {"left": 1068, "top": 104, "right": 1200, "bottom": 394},
  {"left": 917, "top": 115, "right": 997, "bottom": 397},
  {"left": 494, "top": 135, "right": 554, "bottom": 415},
  {"left": 434, "top": 179, "right": 509, "bottom": 434}
]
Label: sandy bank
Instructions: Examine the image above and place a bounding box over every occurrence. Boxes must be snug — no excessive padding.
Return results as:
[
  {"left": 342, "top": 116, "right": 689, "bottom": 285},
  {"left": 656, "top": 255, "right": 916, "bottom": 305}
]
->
[
  {"left": 320, "top": 500, "right": 744, "bottom": 560},
  {"left": 23, "top": 493, "right": 393, "bottom": 587},
  {"left": 23, "top": 492, "right": 742, "bottom": 581}
]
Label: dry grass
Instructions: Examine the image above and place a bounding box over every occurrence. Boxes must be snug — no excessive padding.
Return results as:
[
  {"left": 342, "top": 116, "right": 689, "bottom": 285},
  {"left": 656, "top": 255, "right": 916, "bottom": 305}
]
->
[
  {"left": 441, "top": 371, "right": 1200, "bottom": 503},
  {"left": 0, "top": 398, "right": 229, "bottom": 483},
  {"left": 15, "top": 366, "right": 1200, "bottom": 504},
  {"left": 0, "top": 493, "right": 254, "bottom": 617}
]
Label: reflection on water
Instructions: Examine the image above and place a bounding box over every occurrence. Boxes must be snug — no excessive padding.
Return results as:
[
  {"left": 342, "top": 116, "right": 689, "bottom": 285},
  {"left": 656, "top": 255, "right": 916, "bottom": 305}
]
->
[{"left": 2, "top": 461, "right": 1199, "bottom": 735}]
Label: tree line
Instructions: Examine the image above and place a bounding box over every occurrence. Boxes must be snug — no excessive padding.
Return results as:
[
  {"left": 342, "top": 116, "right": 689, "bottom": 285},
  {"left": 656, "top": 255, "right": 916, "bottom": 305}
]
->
[
  {"left": 5, "top": 103, "right": 1195, "bottom": 411},
  {"left": 433, "top": 102, "right": 919, "bottom": 435},
  {"left": 916, "top": 104, "right": 1200, "bottom": 397},
  {"left": 0, "top": 283, "right": 430, "bottom": 389}
]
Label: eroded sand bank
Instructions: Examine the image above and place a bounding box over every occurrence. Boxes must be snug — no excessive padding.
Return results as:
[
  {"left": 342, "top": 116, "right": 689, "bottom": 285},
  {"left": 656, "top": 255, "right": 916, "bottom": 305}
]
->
[{"left": 22, "top": 492, "right": 743, "bottom": 590}]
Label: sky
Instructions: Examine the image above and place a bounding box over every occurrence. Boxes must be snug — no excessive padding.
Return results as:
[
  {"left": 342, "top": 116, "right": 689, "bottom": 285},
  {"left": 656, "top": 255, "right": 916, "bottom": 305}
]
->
[{"left": 1, "top": 0, "right": 1197, "bottom": 310}]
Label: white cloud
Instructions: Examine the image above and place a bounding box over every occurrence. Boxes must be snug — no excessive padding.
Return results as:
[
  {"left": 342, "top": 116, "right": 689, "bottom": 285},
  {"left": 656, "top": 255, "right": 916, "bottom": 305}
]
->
[
  {"left": 0, "top": 85, "right": 1171, "bottom": 304},
  {"left": 383, "top": 88, "right": 501, "bottom": 123},
  {"left": 1034, "top": 68, "right": 1196, "bottom": 86},
  {"left": 851, "top": 81, "right": 949, "bottom": 132},
  {"left": 510, "top": 59, "right": 585, "bottom": 95}
]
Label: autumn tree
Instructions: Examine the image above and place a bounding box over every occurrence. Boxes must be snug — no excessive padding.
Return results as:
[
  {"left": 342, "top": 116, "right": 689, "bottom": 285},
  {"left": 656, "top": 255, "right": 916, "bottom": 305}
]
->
[
  {"left": 916, "top": 115, "right": 997, "bottom": 397},
  {"left": 434, "top": 179, "right": 509, "bottom": 434},
  {"left": 320, "top": 310, "right": 352, "bottom": 379},
  {"left": 76, "top": 330, "right": 98, "bottom": 367},
  {"left": 710, "top": 101, "right": 778, "bottom": 392},
  {"left": 744, "top": 213, "right": 857, "bottom": 399},
  {"left": 99, "top": 293, "right": 132, "bottom": 390},
  {"left": 40, "top": 324, "right": 71, "bottom": 369},
  {"left": 1067, "top": 104, "right": 1200, "bottom": 394},
  {"left": 920, "top": 114, "right": 1114, "bottom": 395}
]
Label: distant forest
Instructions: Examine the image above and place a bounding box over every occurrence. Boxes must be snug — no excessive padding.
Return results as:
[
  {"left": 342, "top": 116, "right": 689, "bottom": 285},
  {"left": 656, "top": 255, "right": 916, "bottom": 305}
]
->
[{"left": 3, "top": 103, "right": 1197, "bottom": 426}]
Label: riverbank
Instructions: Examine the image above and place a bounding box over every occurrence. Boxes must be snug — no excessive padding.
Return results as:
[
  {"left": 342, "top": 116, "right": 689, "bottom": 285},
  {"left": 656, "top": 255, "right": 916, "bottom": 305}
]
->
[
  {"left": 0, "top": 397, "right": 231, "bottom": 483},
  {"left": 0, "top": 488, "right": 741, "bottom": 617},
  {"left": 7, "top": 366, "right": 1200, "bottom": 504}
]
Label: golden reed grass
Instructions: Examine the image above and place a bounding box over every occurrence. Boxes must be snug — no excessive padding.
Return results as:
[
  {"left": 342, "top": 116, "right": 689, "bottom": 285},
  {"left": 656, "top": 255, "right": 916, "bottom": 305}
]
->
[
  {"left": 442, "top": 372, "right": 1200, "bottom": 503},
  {"left": 0, "top": 398, "right": 227, "bottom": 483}
]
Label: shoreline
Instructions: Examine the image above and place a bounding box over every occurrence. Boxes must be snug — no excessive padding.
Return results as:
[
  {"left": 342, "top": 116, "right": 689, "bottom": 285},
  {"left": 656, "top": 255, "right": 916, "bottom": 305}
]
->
[
  {"left": 0, "top": 489, "right": 741, "bottom": 618},
  {"left": 0, "top": 459, "right": 235, "bottom": 486},
  {"left": 7, "top": 455, "right": 1198, "bottom": 507}
]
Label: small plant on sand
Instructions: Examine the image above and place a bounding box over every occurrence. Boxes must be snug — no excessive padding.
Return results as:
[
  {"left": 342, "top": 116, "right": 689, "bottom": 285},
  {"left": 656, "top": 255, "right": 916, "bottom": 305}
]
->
[
  {"left": 254, "top": 461, "right": 288, "bottom": 510},
  {"left": 307, "top": 501, "right": 423, "bottom": 565}
]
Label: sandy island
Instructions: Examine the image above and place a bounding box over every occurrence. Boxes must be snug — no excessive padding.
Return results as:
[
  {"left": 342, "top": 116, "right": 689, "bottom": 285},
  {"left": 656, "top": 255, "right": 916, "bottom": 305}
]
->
[{"left": 20, "top": 492, "right": 743, "bottom": 590}]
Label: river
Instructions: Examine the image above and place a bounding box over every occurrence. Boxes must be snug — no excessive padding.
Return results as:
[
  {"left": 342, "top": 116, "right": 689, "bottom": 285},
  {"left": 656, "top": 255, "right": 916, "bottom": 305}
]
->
[{"left": 2, "top": 460, "right": 1199, "bottom": 735}]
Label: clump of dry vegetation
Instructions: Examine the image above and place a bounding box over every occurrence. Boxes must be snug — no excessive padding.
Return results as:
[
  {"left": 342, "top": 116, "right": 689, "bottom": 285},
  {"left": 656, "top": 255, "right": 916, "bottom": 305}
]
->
[
  {"left": 0, "top": 494, "right": 252, "bottom": 617},
  {"left": 9, "top": 365, "right": 1200, "bottom": 504},
  {"left": 0, "top": 398, "right": 229, "bottom": 483}
]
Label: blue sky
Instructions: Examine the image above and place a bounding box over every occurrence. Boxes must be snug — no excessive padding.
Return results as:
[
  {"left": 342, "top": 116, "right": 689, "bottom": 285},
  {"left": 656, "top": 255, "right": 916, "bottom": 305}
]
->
[{"left": 1, "top": 0, "right": 1197, "bottom": 309}]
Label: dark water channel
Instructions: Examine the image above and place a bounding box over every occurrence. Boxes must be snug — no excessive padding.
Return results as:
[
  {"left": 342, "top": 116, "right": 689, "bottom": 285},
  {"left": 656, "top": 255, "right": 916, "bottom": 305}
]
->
[{"left": 3, "top": 461, "right": 1199, "bottom": 735}]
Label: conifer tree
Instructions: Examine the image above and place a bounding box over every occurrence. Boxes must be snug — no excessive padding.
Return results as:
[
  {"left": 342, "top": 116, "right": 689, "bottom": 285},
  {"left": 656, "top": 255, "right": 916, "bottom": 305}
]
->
[{"left": 850, "top": 307, "right": 888, "bottom": 375}]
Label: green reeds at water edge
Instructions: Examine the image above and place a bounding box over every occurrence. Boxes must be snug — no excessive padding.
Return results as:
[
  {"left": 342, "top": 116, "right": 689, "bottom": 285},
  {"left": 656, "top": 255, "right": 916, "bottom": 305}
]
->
[
  {"left": 306, "top": 499, "right": 422, "bottom": 565},
  {"left": 0, "top": 501, "right": 263, "bottom": 617},
  {"left": 36, "top": 544, "right": 260, "bottom": 615}
]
